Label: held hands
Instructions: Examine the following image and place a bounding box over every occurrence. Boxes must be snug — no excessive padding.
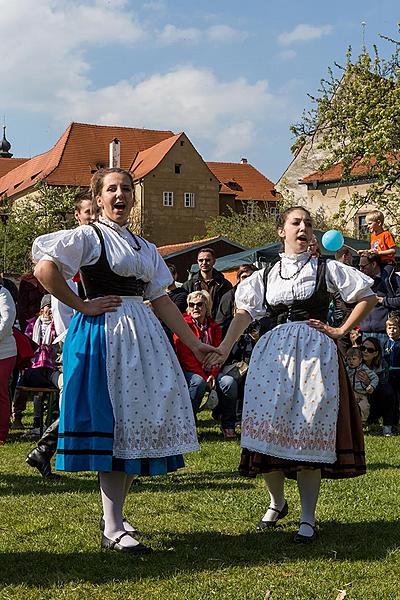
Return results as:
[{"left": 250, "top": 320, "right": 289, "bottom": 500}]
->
[
  {"left": 81, "top": 295, "right": 122, "bottom": 316},
  {"left": 203, "top": 344, "right": 230, "bottom": 370},
  {"left": 307, "top": 319, "right": 344, "bottom": 340},
  {"left": 192, "top": 342, "right": 222, "bottom": 365}
]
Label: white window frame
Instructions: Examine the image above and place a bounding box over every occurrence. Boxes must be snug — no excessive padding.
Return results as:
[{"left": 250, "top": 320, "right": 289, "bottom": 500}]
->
[
  {"left": 184, "top": 192, "right": 195, "bottom": 208},
  {"left": 163, "top": 191, "right": 174, "bottom": 207}
]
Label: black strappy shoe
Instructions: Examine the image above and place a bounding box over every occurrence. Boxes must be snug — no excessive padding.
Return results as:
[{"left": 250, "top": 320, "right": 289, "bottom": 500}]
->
[
  {"left": 293, "top": 521, "right": 317, "bottom": 544},
  {"left": 256, "top": 500, "right": 289, "bottom": 531},
  {"left": 101, "top": 532, "right": 152, "bottom": 554}
]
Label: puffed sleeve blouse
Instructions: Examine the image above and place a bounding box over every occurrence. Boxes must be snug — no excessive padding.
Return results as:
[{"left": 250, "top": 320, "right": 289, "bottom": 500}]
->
[
  {"left": 235, "top": 253, "right": 375, "bottom": 320},
  {"left": 32, "top": 217, "right": 173, "bottom": 301}
]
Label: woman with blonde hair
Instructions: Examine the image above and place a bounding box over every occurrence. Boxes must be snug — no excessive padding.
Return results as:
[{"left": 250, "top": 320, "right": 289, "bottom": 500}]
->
[{"left": 174, "top": 290, "right": 238, "bottom": 438}]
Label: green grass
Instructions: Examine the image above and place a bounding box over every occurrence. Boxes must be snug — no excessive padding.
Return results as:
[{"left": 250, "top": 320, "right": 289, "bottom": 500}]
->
[{"left": 1, "top": 414, "right": 399, "bottom": 600}]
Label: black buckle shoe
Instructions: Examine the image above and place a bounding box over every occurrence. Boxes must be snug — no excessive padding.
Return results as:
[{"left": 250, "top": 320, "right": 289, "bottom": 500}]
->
[
  {"left": 256, "top": 500, "right": 288, "bottom": 530},
  {"left": 26, "top": 449, "right": 61, "bottom": 480},
  {"left": 101, "top": 532, "right": 152, "bottom": 554},
  {"left": 293, "top": 521, "right": 317, "bottom": 544}
]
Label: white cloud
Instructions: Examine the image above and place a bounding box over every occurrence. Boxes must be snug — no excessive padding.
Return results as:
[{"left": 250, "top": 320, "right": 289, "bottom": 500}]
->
[
  {"left": 158, "top": 23, "right": 248, "bottom": 45},
  {"left": 278, "top": 24, "right": 333, "bottom": 46},
  {"left": 158, "top": 24, "right": 201, "bottom": 45},
  {"left": 0, "top": 0, "right": 146, "bottom": 111},
  {"left": 213, "top": 121, "right": 256, "bottom": 159},
  {"left": 58, "top": 66, "right": 286, "bottom": 159},
  {"left": 207, "top": 24, "right": 249, "bottom": 43}
]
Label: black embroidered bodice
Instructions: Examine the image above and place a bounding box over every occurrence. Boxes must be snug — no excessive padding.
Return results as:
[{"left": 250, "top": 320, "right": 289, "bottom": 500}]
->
[
  {"left": 80, "top": 224, "right": 146, "bottom": 300},
  {"left": 264, "top": 258, "right": 330, "bottom": 326}
]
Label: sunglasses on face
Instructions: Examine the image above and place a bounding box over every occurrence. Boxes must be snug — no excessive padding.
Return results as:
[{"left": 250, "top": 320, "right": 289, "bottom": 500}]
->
[
  {"left": 361, "top": 346, "right": 376, "bottom": 354},
  {"left": 188, "top": 302, "right": 204, "bottom": 309}
]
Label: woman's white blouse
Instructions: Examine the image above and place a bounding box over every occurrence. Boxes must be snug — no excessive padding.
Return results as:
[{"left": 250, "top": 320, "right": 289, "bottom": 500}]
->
[
  {"left": 32, "top": 217, "right": 173, "bottom": 301},
  {"left": 0, "top": 286, "right": 17, "bottom": 360},
  {"left": 235, "top": 253, "right": 375, "bottom": 320}
]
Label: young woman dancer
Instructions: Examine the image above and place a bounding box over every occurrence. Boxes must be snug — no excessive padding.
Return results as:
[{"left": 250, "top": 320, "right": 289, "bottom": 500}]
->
[
  {"left": 32, "top": 167, "right": 213, "bottom": 554},
  {"left": 204, "top": 207, "right": 376, "bottom": 542}
]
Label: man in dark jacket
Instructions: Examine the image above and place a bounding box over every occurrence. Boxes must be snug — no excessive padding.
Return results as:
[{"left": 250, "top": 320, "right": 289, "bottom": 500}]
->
[
  {"left": 358, "top": 254, "right": 400, "bottom": 346},
  {"left": 183, "top": 248, "right": 232, "bottom": 319}
]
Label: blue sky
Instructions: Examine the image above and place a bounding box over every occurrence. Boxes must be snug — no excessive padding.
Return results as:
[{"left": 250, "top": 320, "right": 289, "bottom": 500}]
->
[{"left": 1, "top": 0, "right": 399, "bottom": 181}]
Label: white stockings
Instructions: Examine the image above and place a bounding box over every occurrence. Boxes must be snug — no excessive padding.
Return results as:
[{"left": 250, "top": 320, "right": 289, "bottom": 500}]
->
[
  {"left": 99, "top": 471, "right": 140, "bottom": 548},
  {"left": 261, "top": 468, "right": 321, "bottom": 536}
]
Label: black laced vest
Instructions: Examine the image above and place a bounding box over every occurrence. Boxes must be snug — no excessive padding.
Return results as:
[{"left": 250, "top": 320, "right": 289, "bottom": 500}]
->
[
  {"left": 80, "top": 224, "right": 146, "bottom": 300},
  {"left": 263, "top": 257, "right": 330, "bottom": 326}
]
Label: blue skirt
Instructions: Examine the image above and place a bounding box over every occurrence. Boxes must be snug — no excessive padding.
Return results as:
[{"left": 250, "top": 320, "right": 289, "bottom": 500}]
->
[{"left": 55, "top": 312, "right": 184, "bottom": 475}]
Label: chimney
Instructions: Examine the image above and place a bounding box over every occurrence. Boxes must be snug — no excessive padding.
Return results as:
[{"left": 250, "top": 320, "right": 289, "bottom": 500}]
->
[
  {"left": 240, "top": 157, "right": 248, "bottom": 164},
  {"left": 109, "top": 138, "right": 120, "bottom": 168}
]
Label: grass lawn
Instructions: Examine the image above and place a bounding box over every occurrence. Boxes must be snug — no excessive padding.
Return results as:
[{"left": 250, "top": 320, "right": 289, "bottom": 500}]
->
[{"left": 0, "top": 414, "right": 399, "bottom": 600}]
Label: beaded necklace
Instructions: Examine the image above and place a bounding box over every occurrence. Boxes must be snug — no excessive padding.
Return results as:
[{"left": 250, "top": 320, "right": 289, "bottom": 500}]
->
[{"left": 278, "top": 254, "right": 312, "bottom": 281}]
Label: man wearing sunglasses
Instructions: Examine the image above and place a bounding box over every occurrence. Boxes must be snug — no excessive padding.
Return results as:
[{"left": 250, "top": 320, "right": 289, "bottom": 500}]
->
[
  {"left": 358, "top": 253, "right": 400, "bottom": 348},
  {"left": 183, "top": 248, "right": 232, "bottom": 319}
]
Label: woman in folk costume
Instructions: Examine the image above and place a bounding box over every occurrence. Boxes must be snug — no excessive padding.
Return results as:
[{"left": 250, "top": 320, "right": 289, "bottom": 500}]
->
[
  {"left": 32, "top": 167, "right": 212, "bottom": 554},
  {"left": 204, "top": 206, "right": 376, "bottom": 543}
]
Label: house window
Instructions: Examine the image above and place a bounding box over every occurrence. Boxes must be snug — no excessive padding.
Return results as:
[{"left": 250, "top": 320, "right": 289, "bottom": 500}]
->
[
  {"left": 245, "top": 201, "right": 257, "bottom": 219},
  {"left": 358, "top": 214, "right": 368, "bottom": 236},
  {"left": 268, "top": 202, "right": 278, "bottom": 216},
  {"left": 184, "top": 192, "right": 195, "bottom": 208},
  {"left": 175, "top": 163, "right": 182, "bottom": 174},
  {"left": 163, "top": 191, "right": 174, "bottom": 207}
]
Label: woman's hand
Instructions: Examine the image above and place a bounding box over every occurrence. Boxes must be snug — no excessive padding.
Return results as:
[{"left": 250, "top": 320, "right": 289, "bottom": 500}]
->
[
  {"left": 192, "top": 342, "right": 221, "bottom": 365},
  {"left": 203, "top": 344, "right": 230, "bottom": 370},
  {"left": 307, "top": 319, "right": 344, "bottom": 340},
  {"left": 80, "top": 295, "right": 122, "bottom": 316},
  {"left": 356, "top": 370, "right": 371, "bottom": 386}
]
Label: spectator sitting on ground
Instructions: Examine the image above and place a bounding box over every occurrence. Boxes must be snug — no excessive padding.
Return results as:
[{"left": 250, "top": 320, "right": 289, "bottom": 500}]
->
[
  {"left": 13, "top": 295, "right": 57, "bottom": 434},
  {"left": 183, "top": 248, "right": 232, "bottom": 319},
  {"left": 345, "top": 346, "right": 378, "bottom": 425},
  {"left": 173, "top": 290, "right": 238, "bottom": 439},
  {"left": 358, "top": 253, "right": 400, "bottom": 349},
  {"left": 359, "top": 337, "right": 395, "bottom": 436}
]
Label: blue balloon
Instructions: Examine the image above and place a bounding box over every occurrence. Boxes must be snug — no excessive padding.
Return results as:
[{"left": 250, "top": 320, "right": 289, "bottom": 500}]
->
[{"left": 321, "top": 230, "right": 344, "bottom": 252}]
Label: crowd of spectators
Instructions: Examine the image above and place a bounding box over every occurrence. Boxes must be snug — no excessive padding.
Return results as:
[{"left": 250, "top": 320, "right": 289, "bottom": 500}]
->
[{"left": 2, "top": 228, "right": 400, "bottom": 460}]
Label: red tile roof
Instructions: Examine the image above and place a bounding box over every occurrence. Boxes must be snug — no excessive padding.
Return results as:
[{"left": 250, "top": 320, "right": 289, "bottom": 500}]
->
[
  {"left": 0, "top": 158, "right": 29, "bottom": 179},
  {"left": 0, "top": 122, "right": 175, "bottom": 198},
  {"left": 302, "top": 159, "right": 377, "bottom": 184},
  {"left": 158, "top": 236, "right": 221, "bottom": 257},
  {"left": 207, "top": 161, "right": 275, "bottom": 201},
  {"left": 130, "top": 133, "right": 183, "bottom": 179}
]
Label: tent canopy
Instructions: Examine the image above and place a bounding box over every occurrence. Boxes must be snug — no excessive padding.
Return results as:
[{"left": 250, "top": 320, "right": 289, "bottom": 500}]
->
[{"left": 190, "top": 230, "right": 400, "bottom": 273}]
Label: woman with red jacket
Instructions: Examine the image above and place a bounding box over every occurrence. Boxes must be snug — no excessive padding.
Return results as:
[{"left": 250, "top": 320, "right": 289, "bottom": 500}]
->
[{"left": 174, "top": 290, "right": 238, "bottom": 438}]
